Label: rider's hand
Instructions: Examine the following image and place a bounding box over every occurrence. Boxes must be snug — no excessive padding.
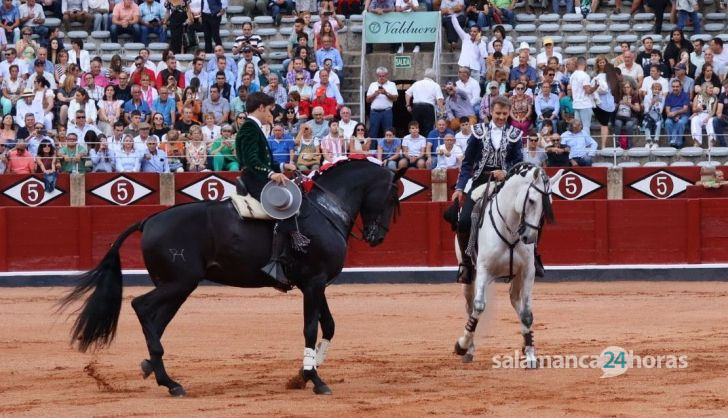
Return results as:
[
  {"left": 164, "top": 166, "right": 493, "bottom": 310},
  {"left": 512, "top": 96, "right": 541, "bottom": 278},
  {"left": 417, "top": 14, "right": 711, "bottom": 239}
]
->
[
  {"left": 270, "top": 172, "right": 288, "bottom": 184},
  {"left": 452, "top": 190, "right": 464, "bottom": 206},
  {"left": 493, "top": 170, "right": 506, "bottom": 181},
  {"left": 283, "top": 163, "right": 296, "bottom": 171}
]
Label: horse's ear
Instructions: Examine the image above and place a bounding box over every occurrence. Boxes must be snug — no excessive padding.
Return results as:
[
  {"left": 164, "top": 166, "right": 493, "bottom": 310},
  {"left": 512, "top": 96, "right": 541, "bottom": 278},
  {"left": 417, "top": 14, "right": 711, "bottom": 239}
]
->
[
  {"left": 549, "top": 169, "right": 565, "bottom": 186},
  {"left": 393, "top": 166, "right": 408, "bottom": 183}
]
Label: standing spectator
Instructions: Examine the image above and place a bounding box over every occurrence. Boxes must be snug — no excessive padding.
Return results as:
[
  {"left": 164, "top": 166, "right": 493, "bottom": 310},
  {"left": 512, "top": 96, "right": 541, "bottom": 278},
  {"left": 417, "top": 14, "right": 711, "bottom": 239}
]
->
[
  {"left": 141, "top": 136, "right": 169, "bottom": 172},
  {"left": 164, "top": 0, "right": 193, "bottom": 54},
  {"left": 456, "top": 68, "right": 481, "bottom": 115},
  {"left": 664, "top": 79, "right": 691, "bottom": 148},
  {"left": 676, "top": 0, "right": 701, "bottom": 34},
  {"left": 440, "top": 0, "right": 465, "bottom": 52},
  {"left": 642, "top": 82, "right": 666, "bottom": 149},
  {"left": 62, "top": 0, "right": 92, "bottom": 33},
  {"left": 395, "top": 0, "right": 420, "bottom": 54},
  {"left": 366, "top": 66, "right": 398, "bottom": 140},
  {"left": 19, "top": 0, "right": 48, "bottom": 39},
  {"left": 593, "top": 56, "right": 619, "bottom": 149},
  {"left": 201, "top": 0, "right": 225, "bottom": 53},
  {"left": 140, "top": 0, "right": 167, "bottom": 45},
  {"left": 406, "top": 68, "right": 445, "bottom": 137},
  {"left": 201, "top": 84, "right": 230, "bottom": 124},
  {"left": 0, "top": 0, "right": 19, "bottom": 46},
  {"left": 710, "top": 38, "right": 728, "bottom": 78},
  {"left": 6, "top": 138, "right": 36, "bottom": 173},
  {"left": 560, "top": 119, "right": 597, "bottom": 166},
  {"left": 111, "top": 0, "right": 141, "bottom": 43},
  {"left": 450, "top": 15, "right": 482, "bottom": 80},
  {"left": 570, "top": 57, "right": 596, "bottom": 132},
  {"left": 88, "top": 0, "right": 110, "bottom": 31}
]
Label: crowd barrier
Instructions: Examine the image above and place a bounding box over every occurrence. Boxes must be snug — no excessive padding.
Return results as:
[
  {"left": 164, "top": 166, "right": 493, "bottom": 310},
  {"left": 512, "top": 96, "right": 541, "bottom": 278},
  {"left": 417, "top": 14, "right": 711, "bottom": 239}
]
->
[{"left": 2, "top": 198, "right": 728, "bottom": 272}]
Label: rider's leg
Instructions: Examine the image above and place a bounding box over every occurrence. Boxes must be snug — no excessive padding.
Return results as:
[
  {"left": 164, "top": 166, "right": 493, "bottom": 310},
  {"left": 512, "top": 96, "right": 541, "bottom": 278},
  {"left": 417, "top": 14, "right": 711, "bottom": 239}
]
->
[
  {"left": 456, "top": 193, "right": 476, "bottom": 284},
  {"left": 261, "top": 220, "right": 294, "bottom": 287}
]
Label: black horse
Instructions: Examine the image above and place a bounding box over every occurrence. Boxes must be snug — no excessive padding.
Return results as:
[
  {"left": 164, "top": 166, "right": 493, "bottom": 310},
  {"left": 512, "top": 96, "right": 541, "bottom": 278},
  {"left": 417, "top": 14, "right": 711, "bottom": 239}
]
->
[{"left": 61, "top": 160, "right": 405, "bottom": 396}]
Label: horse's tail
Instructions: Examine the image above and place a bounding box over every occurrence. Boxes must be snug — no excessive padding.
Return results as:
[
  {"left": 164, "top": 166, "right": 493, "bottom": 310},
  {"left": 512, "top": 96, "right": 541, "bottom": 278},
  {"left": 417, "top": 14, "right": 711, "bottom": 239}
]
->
[{"left": 58, "top": 221, "right": 142, "bottom": 353}]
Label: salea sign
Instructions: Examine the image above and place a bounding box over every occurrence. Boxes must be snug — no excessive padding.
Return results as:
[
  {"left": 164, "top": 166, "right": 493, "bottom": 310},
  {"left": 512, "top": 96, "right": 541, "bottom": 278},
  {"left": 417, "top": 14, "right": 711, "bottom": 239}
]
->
[{"left": 364, "top": 12, "right": 439, "bottom": 44}]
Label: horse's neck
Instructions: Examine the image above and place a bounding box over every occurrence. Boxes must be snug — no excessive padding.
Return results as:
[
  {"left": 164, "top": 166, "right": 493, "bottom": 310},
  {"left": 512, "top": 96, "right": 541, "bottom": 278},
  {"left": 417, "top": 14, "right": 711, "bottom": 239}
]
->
[
  {"left": 313, "top": 172, "right": 366, "bottom": 222},
  {"left": 491, "top": 179, "right": 523, "bottom": 226}
]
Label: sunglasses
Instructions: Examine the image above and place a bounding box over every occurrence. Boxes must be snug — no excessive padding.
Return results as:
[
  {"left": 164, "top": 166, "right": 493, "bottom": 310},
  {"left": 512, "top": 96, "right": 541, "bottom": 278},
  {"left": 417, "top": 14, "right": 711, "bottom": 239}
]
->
[
  {"left": 296, "top": 77, "right": 304, "bottom": 80},
  {"left": 515, "top": 87, "right": 524, "bottom": 90},
  {"left": 356, "top": 128, "right": 366, "bottom": 131},
  {"left": 76, "top": 115, "right": 86, "bottom": 118}
]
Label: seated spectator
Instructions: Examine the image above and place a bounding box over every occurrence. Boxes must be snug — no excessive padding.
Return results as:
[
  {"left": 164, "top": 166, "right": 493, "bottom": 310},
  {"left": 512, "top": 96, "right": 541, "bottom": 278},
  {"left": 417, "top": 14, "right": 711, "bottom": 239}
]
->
[
  {"left": 206, "top": 55, "right": 236, "bottom": 90},
  {"left": 480, "top": 81, "right": 501, "bottom": 122},
  {"left": 535, "top": 66, "right": 562, "bottom": 97},
  {"left": 152, "top": 86, "right": 176, "bottom": 127},
  {"left": 233, "top": 21, "right": 265, "bottom": 58},
  {"left": 62, "top": 0, "right": 92, "bottom": 33},
  {"left": 124, "top": 85, "right": 152, "bottom": 123},
  {"left": 455, "top": 67, "right": 481, "bottom": 115},
  {"left": 68, "top": 88, "right": 98, "bottom": 126},
  {"left": 435, "top": 133, "right": 463, "bottom": 169},
  {"left": 174, "top": 105, "right": 199, "bottom": 134},
  {"left": 19, "top": 0, "right": 48, "bottom": 39},
  {"left": 26, "top": 122, "right": 51, "bottom": 155},
  {"left": 140, "top": 136, "right": 168, "bottom": 172},
  {"left": 536, "top": 37, "right": 562, "bottom": 73},
  {"left": 98, "top": 85, "right": 124, "bottom": 136},
  {"left": 200, "top": 112, "right": 220, "bottom": 144},
  {"left": 16, "top": 27, "right": 40, "bottom": 62},
  {"left": 640, "top": 65, "right": 670, "bottom": 100},
  {"left": 311, "top": 68, "right": 343, "bottom": 105},
  {"left": 510, "top": 50, "right": 538, "bottom": 91},
  {"left": 90, "top": 135, "right": 116, "bottom": 172},
  {"left": 6, "top": 138, "right": 36, "bottom": 174},
  {"left": 618, "top": 51, "right": 644, "bottom": 89},
  {"left": 264, "top": 73, "right": 288, "bottom": 108},
  {"left": 560, "top": 119, "right": 597, "bottom": 166},
  {"left": 185, "top": 124, "right": 207, "bottom": 171},
  {"left": 310, "top": 86, "right": 337, "bottom": 120},
  {"left": 696, "top": 168, "right": 728, "bottom": 188},
  {"left": 201, "top": 85, "right": 230, "bottom": 125},
  {"left": 377, "top": 127, "right": 403, "bottom": 169},
  {"left": 123, "top": 110, "right": 143, "bottom": 140},
  {"left": 486, "top": 0, "right": 516, "bottom": 27},
  {"left": 268, "top": 122, "right": 295, "bottom": 166},
  {"left": 88, "top": 0, "right": 110, "bottom": 32},
  {"left": 294, "top": 124, "right": 321, "bottom": 171},
  {"left": 115, "top": 135, "right": 141, "bottom": 172},
  {"left": 282, "top": 104, "right": 300, "bottom": 136},
  {"left": 320, "top": 120, "right": 346, "bottom": 162},
  {"left": 305, "top": 106, "right": 329, "bottom": 138},
  {"left": 348, "top": 122, "right": 372, "bottom": 157},
  {"left": 454, "top": 117, "right": 471, "bottom": 151},
  {"left": 150, "top": 112, "right": 169, "bottom": 139},
  {"left": 68, "top": 110, "right": 101, "bottom": 146},
  {"left": 444, "top": 82, "right": 476, "bottom": 131},
  {"left": 230, "top": 86, "right": 248, "bottom": 120},
  {"left": 59, "top": 132, "right": 88, "bottom": 173},
  {"left": 535, "top": 82, "right": 559, "bottom": 133},
  {"left": 210, "top": 124, "right": 239, "bottom": 172},
  {"left": 315, "top": 35, "right": 343, "bottom": 76},
  {"left": 665, "top": 79, "right": 692, "bottom": 147},
  {"left": 139, "top": 0, "right": 166, "bottom": 45},
  {"left": 111, "top": 0, "right": 141, "bottom": 43},
  {"left": 523, "top": 130, "right": 547, "bottom": 167},
  {"left": 15, "top": 90, "right": 42, "bottom": 129},
  {"left": 155, "top": 55, "right": 185, "bottom": 91},
  {"left": 642, "top": 82, "right": 666, "bottom": 149},
  {"left": 614, "top": 82, "right": 641, "bottom": 148},
  {"left": 690, "top": 82, "right": 718, "bottom": 147},
  {"left": 545, "top": 134, "right": 569, "bottom": 167},
  {"left": 2, "top": 64, "right": 25, "bottom": 113},
  {"left": 510, "top": 80, "right": 533, "bottom": 134},
  {"left": 403, "top": 121, "right": 430, "bottom": 168},
  {"left": 286, "top": 57, "right": 311, "bottom": 90},
  {"left": 35, "top": 139, "right": 59, "bottom": 190},
  {"left": 314, "top": 18, "right": 340, "bottom": 51}
]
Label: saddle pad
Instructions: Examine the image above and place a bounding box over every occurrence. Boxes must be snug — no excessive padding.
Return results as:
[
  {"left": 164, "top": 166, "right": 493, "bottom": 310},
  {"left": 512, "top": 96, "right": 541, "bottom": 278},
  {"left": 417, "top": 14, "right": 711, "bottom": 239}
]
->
[
  {"left": 470, "top": 181, "right": 497, "bottom": 201},
  {"left": 230, "top": 194, "right": 273, "bottom": 221}
]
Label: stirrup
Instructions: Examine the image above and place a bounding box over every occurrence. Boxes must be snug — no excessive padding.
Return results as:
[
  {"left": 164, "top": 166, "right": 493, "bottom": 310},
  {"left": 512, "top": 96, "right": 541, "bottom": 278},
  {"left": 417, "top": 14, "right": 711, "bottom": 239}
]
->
[
  {"left": 262, "top": 259, "right": 292, "bottom": 289},
  {"left": 456, "top": 263, "right": 474, "bottom": 284}
]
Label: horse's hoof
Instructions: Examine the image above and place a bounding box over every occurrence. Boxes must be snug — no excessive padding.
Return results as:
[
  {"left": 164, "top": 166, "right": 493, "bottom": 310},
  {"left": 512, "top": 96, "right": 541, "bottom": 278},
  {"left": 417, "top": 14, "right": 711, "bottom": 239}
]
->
[
  {"left": 454, "top": 342, "right": 468, "bottom": 356},
  {"left": 169, "top": 386, "right": 187, "bottom": 397},
  {"left": 140, "top": 360, "right": 153, "bottom": 379},
  {"left": 285, "top": 369, "right": 307, "bottom": 390},
  {"left": 461, "top": 353, "right": 474, "bottom": 363},
  {"left": 313, "top": 384, "right": 332, "bottom": 395}
]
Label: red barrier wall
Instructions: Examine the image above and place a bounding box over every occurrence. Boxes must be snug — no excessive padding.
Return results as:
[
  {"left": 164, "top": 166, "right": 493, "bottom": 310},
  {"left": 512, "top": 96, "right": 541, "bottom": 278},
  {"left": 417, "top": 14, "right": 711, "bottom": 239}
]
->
[
  {"left": 0, "top": 174, "right": 71, "bottom": 206},
  {"left": 2, "top": 199, "right": 728, "bottom": 272},
  {"left": 85, "top": 173, "right": 160, "bottom": 205}
]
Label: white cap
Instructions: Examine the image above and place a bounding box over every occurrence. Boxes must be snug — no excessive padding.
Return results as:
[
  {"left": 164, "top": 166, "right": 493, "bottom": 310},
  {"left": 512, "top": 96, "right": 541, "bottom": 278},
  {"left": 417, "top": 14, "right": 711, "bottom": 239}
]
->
[{"left": 519, "top": 41, "right": 530, "bottom": 51}]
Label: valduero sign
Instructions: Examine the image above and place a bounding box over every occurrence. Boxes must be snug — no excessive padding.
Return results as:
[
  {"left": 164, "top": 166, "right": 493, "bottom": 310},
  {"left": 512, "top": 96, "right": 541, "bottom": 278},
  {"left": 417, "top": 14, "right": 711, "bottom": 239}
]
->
[
  {"left": 364, "top": 12, "right": 439, "bottom": 44},
  {"left": 394, "top": 55, "right": 411, "bottom": 68}
]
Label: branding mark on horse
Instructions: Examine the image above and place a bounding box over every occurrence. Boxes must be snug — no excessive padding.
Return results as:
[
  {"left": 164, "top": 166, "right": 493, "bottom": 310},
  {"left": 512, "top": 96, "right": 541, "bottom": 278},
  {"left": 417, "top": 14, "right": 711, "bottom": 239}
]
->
[{"left": 169, "top": 249, "right": 186, "bottom": 263}]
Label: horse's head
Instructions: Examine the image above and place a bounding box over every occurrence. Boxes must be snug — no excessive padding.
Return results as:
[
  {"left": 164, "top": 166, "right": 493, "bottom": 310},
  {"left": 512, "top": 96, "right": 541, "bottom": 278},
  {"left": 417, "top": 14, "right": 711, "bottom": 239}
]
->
[
  {"left": 361, "top": 166, "right": 407, "bottom": 246},
  {"left": 511, "top": 164, "right": 558, "bottom": 245}
]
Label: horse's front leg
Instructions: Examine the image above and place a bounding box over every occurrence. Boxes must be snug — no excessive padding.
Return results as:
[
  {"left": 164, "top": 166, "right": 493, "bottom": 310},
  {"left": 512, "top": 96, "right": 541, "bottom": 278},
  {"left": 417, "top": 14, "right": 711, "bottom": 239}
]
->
[
  {"left": 455, "top": 263, "right": 489, "bottom": 359},
  {"left": 510, "top": 263, "right": 538, "bottom": 369},
  {"left": 300, "top": 279, "right": 332, "bottom": 394},
  {"left": 315, "top": 292, "right": 334, "bottom": 368}
]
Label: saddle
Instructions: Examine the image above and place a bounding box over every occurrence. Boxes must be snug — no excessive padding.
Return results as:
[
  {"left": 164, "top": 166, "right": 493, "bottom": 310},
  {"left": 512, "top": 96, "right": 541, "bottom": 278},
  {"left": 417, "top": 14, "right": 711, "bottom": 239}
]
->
[{"left": 230, "top": 177, "right": 274, "bottom": 221}]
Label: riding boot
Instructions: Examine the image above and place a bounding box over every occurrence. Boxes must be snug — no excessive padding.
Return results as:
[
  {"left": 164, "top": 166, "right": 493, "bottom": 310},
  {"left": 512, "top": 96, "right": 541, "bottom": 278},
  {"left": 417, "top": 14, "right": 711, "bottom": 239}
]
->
[
  {"left": 456, "top": 231, "right": 474, "bottom": 284},
  {"left": 534, "top": 248, "right": 545, "bottom": 278},
  {"left": 261, "top": 226, "right": 293, "bottom": 290}
]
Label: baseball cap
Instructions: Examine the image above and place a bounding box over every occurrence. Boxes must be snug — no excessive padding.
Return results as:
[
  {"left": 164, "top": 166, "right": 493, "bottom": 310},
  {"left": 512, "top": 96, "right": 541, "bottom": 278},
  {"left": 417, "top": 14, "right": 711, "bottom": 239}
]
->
[
  {"left": 675, "top": 63, "right": 686, "bottom": 71},
  {"left": 486, "top": 81, "right": 499, "bottom": 90},
  {"left": 543, "top": 37, "right": 553, "bottom": 46}
]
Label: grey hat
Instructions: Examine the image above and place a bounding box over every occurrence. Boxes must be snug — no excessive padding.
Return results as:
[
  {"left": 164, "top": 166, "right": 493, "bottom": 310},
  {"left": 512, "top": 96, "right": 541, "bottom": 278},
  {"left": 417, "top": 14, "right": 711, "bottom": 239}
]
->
[{"left": 261, "top": 180, "right": 302, "bottom": 220}]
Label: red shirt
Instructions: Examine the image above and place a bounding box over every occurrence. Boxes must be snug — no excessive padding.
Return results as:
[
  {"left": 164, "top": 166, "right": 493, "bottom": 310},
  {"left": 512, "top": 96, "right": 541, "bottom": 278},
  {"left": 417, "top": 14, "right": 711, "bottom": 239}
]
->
[
  {"left": 131, "top": 68, "right": 156, "bottom": 86},
  {"left": 311, "top": 96, "right": 337, "bottom": 118},
  {"left": 7, "top": 149, "right": 36, "bottom": 174}
]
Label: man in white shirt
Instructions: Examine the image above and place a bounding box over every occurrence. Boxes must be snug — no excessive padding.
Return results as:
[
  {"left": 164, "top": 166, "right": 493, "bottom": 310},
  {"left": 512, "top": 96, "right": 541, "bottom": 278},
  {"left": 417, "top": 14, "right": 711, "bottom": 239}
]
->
[
  {"left": 0, "top": 48, "right": 28, "bottom": 79},
  {"left": 405, "top": 68, "right": 445, "bottom": 136},
  {"left": 640, "top": 65, "right": 670, "bottom": 100},
  {"left": 569, "top": 57, "right": 596, "bottom": 132},
  {"left": 19, "top": 0, "right": 47, "bottom": 38},
  {"left": 338, "top": 106, "right": 358, "bottom": 139},
  {"left": 450, "top": 14, "right": 484, "bottom": 81},
  {"left": 690, "top": 39, "right": 705, "bottom": 78},
  {"left": 454, "top": 116, "right": 471, "bottom": 151},
  {"left": 366, "top": 66, "right": 398, "bottom": 139},
  {"left": 535, "top": 37, "right": 562, "bottom": 73},
  {"left": 455, "top": 67, "right": 481, "bottom": 115},
  {"left": 618, "top": 51, "right": 644, "bottom": 88},
  {"left": 710, "top": 38, "right": 728, "bottom": 77}
]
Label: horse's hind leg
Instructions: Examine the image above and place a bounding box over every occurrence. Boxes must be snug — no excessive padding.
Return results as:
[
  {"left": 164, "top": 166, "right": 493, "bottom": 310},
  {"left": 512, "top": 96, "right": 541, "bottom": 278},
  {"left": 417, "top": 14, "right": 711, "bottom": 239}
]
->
[
  {"left": 455, "top": 266, "right": 488, "bottom": 359},
  {"left": 460, "top": 283, "right": 476, "bottom": 363},
  {"left": 132, "top": 280, "right": 198, "bottom": 396},
  {"left": 510, "top": 272, "right": 537, "bottom": 369},
  {"left": 315, "top": 293, "right": 334, "bottom": 368}
]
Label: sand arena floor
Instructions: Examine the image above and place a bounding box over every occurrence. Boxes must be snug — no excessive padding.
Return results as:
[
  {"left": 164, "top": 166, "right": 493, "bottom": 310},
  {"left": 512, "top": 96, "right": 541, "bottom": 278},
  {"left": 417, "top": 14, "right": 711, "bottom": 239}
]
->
[{"left": 1, "top": 282, "right": 727, "bottom": 417}]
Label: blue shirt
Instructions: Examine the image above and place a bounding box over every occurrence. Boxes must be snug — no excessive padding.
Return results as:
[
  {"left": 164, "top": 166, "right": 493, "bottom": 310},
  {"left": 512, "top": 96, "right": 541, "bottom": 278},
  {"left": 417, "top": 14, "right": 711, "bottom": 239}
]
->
[
  {"left": 140, "top": 148, "right": 170, "bottom": 172},
  {"left": 0, "top": 5, "right": 19, "bottom": 23},
  {"left": 152, "top": 97, "right": 176, "bottom": 125},
  {"left": 561, "top": 130, "right": 598, "bottom": 159},
  {"left": 123, "top": 99, "right": 152, "bottom": 120},
  {"left": 664, "top": 91, "right": 690, "bottom": 115},
  {"left": 509, "top": 65, "right": 538, "bottom": 84},
  {"left": 315, "top": 47, "right": 344, "bottom": 72},
  {"left": 267, "top": 136, "right": 295, "bottom": 165},
  {"left": 534, "top": 93, "right": 560, "bottom": 119},
  {"left": 379, "top": 138, "right": 401, "bottom": 160},
  {"left": 139, "top": 0, "right": 165, "bottom": 23}
]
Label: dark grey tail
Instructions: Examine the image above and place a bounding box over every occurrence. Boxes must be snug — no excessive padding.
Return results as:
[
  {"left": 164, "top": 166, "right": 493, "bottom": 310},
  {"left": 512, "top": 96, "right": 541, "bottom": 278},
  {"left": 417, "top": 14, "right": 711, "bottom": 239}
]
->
[{"left": 58, "top": 222, "right": 142, "bottom": 352}]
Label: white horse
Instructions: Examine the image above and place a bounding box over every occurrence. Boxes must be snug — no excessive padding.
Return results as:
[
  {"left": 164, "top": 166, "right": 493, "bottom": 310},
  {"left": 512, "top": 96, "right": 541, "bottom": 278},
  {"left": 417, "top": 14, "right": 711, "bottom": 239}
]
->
[{"left": 453, "top": 164, "right": 562, "bottom": 367}]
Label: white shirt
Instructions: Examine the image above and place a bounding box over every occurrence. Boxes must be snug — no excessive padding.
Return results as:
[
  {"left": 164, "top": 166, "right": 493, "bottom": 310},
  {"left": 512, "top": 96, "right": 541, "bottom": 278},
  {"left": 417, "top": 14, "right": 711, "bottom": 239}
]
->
[
  {"left": 713, "top": 47, "right": 728, "bottom": 75},
  {"left": 451, "top": 14, "right": 483, "bottom": 72},
  {"left": 406, "top": 78, "right": 444, "bottom": 105},
  {"left": 618, "top": 62, "right": 644, "bottom": 83},
  {"left": 570, "top": 70, "right": 595, "bottom": 110},
  {"left": 487, "top": 38, "right": 514, "bottom": 55},
  {"left": 338, "top": 119, "right": 358, "bottom": 139},
  {"left": 68, "top": 49, "right": 91, "bottom": 73},
  {"left": 395, "top": 0, "right": 418, "bottom": 12},
  {"left": 536, "top": 51, "right": 563, "bottom": 67},
  {"left": 0, "top": 59, "right": 28, "bottom": 79},
  {"left": 456, "top": 77, "right": 481, "bottom": 107},
  {"left": 312, "top": 70, "right": 340, "bottom": 88},
  {"left": 455, "top": 130, "right": 469, "bottom": 151},
  {"left": 640, "top": 76, "right": 669, "bottom": 95},
  {"left": 436, "top": 144, "right": 463, "bottom": 169},
  {"left": 402, "top": 135, "right": 427, "bottom": 157},
  {"left": 489, "top": 122, "right": 504, "bottom": 151},
  {"left": 19, "top": 3, "right": 45, "bottom": 27},
  {"left": 366, "top": 80, "right": 397, "bottom": 110}
]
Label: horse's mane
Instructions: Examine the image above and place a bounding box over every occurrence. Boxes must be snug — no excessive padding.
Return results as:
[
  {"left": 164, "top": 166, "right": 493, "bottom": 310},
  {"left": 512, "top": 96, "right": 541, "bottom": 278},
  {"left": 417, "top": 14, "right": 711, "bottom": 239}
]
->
[{"left": 311, "top": 158, "right": 386, "bottom": 182}]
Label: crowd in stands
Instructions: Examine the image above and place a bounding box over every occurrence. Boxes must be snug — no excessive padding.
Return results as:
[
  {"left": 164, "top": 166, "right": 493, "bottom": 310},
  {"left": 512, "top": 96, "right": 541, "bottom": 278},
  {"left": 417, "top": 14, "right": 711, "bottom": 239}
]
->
[{"left": 0, "top": 0, "right": 727, "bottom": 179}]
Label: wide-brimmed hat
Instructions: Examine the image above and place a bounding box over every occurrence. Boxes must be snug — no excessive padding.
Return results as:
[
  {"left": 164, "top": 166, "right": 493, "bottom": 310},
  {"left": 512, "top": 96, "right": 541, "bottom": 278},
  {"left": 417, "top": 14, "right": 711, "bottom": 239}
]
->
[
  {"left": 261, "top": 180, "right": 302, "bottom": 220},
  {"left": 20, "top": 89, "right": 34, "bottom": 98}
]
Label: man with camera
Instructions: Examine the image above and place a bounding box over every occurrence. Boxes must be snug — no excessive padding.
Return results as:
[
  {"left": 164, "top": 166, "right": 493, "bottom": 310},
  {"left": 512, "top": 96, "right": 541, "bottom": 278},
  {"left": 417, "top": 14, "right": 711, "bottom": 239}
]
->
[{"left": 366, "top": 66, "right": 398, "bottom": 140}]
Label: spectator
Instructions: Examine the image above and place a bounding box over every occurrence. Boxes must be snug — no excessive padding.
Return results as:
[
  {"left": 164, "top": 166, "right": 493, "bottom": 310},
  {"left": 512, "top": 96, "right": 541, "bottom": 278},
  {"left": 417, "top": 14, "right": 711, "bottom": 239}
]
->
[
  {"left": 0, "top": 0, "right": 19, "bottom": 45},
  {"left": 690, "top": 82, "right": 718, "bottom": 147},
  {"left": 395, "top": 0, "right": 420, "bottom": 54},
  {"left": 510, "top": 80, "right": 533, "bottom": 134},
  {"left": 338, "top": 106, "right": 358, "bottom": 139},
  {"left": 201, "top": 84, "right": 230, "bottom": 124},
  {"left": 546, "top": 134, "right": 569, "bottom": 166},
  {"left": 210, "top": 124, "right": 239, "bottom": 171},
  {"left": 708, "top": 79, "right": 728, "bottom": 147},
  {"left": 377, "top": 127, "right": 403, "bottom": 169},
  {"left": 282, "top": 103, "right": 300, "bottom": 136},
  {"left": 236, "top": 47, "right": 262, "bottom": 83},
  {"left": 233, "top": 21, "right": 265, "bottom": 58},
  {"left": 15, "top": 90, "right": 43, "bottom": 130},
  {"left": 164, "top": 0, "right": 193, "bottom": 54},
  {"left": 664, "top": 29, "right": 693, "bottom": 70},
  {"left": 402, "top": 120, "right": 430, "bottom": 169},
  {"left": 454, "top": 116, "right": 471, "bottom": 150},
  {"left": 611, "top": 42, "right": 631, "bottom": 67},
  {"left": 535, "top": 82, "right": 559, "bottom": 133},
  {"left": 444, "top": 82, "right": 476, "bottom": 130},
  {"left": 68, "top": 88, "right": 98, "bottom": 126},
  {"left": 440, "top": 0, "right": 465, "bottom": 52},
  {"left": 152, "top": 86, "right": 176, "bottom": 126},
  {"left": 294, "top": 124, "right": 321, "bottom": 171},
  {"left": 150, "top": 112, "right": 169, "bottom": 138},
  {"left": 140, "top": 0, "right": 167, "bottom": 45},
  {"left": 618, "top": 51, "right": 644, "bottom": 89},
  {"left": 184, "top": 58, "right": 208, "bottom": 94},
  {"left": 697, "top": 63, "right": 722, "bottom": 91},
  {"left": 560, "top": 119, "right": 597, "bottom": 166},
  {"left": 456, "top": 67, "right": 481, "bottom": 114},
  {"left": 13, "top": 30, "right": 37, "bottom": 63},
  {"left": 267, "top": 122, "right": 294, "bottom": 165},
  {"left": 183, "top": 124, "right": 206, "bottom": 171},
  {"left": 672, "top": 63, "right": 695, "bottom": 100},
  {"left": 366, "top": 66, "right": 398, "bottom": 140},
  {"left": 88, "top": 0, "right": 110, "bottom": 31},
  {"left": 67, "top": 39, "right": 90, "bottom": 73},
  {"left": 6, "top": 138, "right": 36, "bottom": 174},
  {"left": 124, "top": 110, "right": 144, "bottom": 139},
  {"left": 570, "top": 57, "right": 596, "bottom": 131},
  {"left": 82, "top": 72, "right": 103, "bottom": 103},
  {"left": 89, "top": 135, "right": 116, "bottom": 172},
  {"left": 62, "top": 0, "right": 92, "bottom": 33},
  {"left": 242, "top": 0, "right": 267, "bottom": 18},
  {"left": 349, "top": 122, "right": 372, "bottom": 156},
  {"left": 510, "top": 50, "right": 538, "bottom": 90},
  {"left": 320, "top": 120, "right": 346, "bottom": 162},
  {"left": 19, "top": 0, "right": 48, "bottom": 39},
  {"left": 174, "top": 105, "right": 198, "bottom": 133},
  {"left": 710, "top": 38, "right": 728, "bottom": 78},
  {"left": 310, "top": 86, "right": 337, "bottom": 120},
  {"left": 114, "top": 71, "right": 132, "bottom": 102},
  {"left": 676, "top": 0, "right": 700, "bottom": 34},
  {"left": 286, "top": 57, "right": 311, "bottom": 89},
  {"left": 140, "top": 136, "right": 169, "bottom": 172},
  {"left": 535, "top": 66, "right": 562, "bottom": 97},
  {"left": 160, "top": 129, "right": 185, "bottom": 171},
  {"left": 35, "top": 139, "right": 58, "bottom": 190},
  {"left": 614, "top": 82, "right": 641, "bottom": 148},
  {"left": 155, "top": 54, "right": 185, "bottom": 91},
  {"left": 2, "top": 64, "right": 25, "bottom": 111},
  {"left": 593, "top": 56, "right": 619, "bottom": 148},
  {"left": 283, "top": 19, "right": 312, "bottom": 69},
  {"left": 435, "top": 133, "right": 463, "bottom": 169},
  {"left": 200, "top": 112, "right": 220, "bottom": 143},
  {"left": 315, "top": 35, "right": 343, "bottom": 76},
  {"left": 691, "top": 39, "right": 705, "bottom": 78},
  {"left": 111, "top": 0, "right": 141, "bottom": 43},
  {"left": 664, "top": 79, "right": 691, "bottom": 147},
  {"left": 487, "top": 0, "right": 516, "bottom": 27},
  {"left": 98, "top": 85, "right": 123, "bottom": 136},
  {"left": 311, "top": 68, "right": 343, "bottom": 105},
  {"left": 115, "top": 135, "right": 141, "bottom": 172},
  {"left": 26, "top": 122, "right": 49, "bottom": 155},
  {"left": 406, "top": 68, "right": 444, "bottom": 137},
  {"left": 636, "top": 37, "right": 656, "bottom": 74},
  {"left": 263, "top": 73, "right": 287, "bottom": 108},
  {"left": 640, "top": 65, "right": 670, "bottom": 100},
  {"left": 124, "top": 85, "right": 152, "bottom": 123},
  {"left": 201, "top": 0, "right": 224, "bottom": 52},
  {"left": 306, "top": 106, "right": 329, "bottom": 138},
  {"left": 68, "top": 110, "right": 101, "bottom": 144},
  {"left": 1, "top": 114, "right": 16, "bottom": 145},
  {"left": 59, "top": 132, "right": 88, "bottom": 173},
  {"left": 487, "top": 26, "right": 514, "bottom": 64},
  {"left": 314, "top": 19, "right": 340, "bottom": 51},
  {"left": 552, "top": 0, "right": 573, "bottom": 13},
  {"left": 536, "top": 37, "right": 562, "bottom": 73},
  {"left": 642, "top": 82, "right": 666, "bottom": 149},
  {"left": 450, "top": 15, "right": 482, "bottom": 80}
]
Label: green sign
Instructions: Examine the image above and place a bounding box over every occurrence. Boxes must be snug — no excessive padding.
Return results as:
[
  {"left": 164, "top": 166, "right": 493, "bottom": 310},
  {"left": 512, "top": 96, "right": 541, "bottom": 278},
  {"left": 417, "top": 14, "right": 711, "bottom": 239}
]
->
[
  {"left": 364, "top": 12, "right": 439, "bottom": 44},
  {"left": 394, "top": 55, "right": 411, "bottom": 68}
]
